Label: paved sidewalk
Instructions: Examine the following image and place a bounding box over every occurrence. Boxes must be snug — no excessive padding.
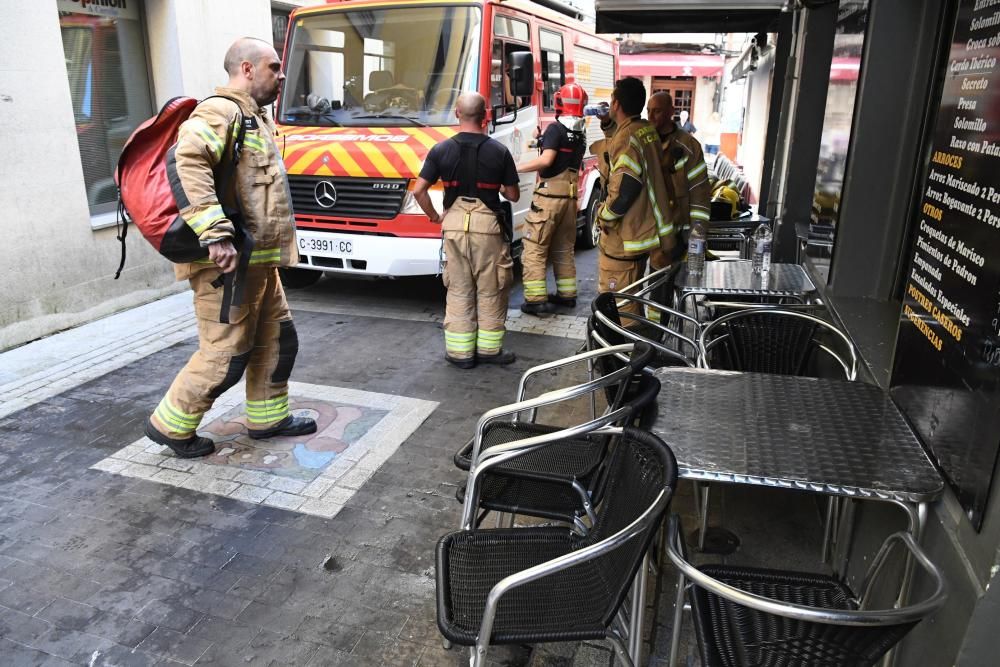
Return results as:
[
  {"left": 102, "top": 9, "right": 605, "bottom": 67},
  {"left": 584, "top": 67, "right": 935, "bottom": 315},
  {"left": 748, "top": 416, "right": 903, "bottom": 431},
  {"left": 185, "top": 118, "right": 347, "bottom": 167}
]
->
[{"left": 0, "top": 280, "right": 607, "bottom": 666}]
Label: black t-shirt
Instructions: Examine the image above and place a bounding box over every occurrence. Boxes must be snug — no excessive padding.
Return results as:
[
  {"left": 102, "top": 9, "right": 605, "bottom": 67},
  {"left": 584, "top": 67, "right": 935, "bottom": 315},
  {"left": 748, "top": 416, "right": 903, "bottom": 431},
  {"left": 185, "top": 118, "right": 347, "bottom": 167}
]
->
[
  {"left": 539, "top": 122, "right": 585, "bottom": 179},
  {"left": 419, "top": 132, "right": 518, "bottom": 214}
]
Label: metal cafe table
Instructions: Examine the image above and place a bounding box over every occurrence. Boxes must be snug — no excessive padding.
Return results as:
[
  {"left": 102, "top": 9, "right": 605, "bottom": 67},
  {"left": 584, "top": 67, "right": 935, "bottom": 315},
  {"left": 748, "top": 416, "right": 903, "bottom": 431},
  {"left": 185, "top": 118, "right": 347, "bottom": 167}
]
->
[
  {"left": 676, "top": 259, "right": 817, "bottom": 311},
  {"left": 649, "top": 367, "right": 943, "bottom": 601}
]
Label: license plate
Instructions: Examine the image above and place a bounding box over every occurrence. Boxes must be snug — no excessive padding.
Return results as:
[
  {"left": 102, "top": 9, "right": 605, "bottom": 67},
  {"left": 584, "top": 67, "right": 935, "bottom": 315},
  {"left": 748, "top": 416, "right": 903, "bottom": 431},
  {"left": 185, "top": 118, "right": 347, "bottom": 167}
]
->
[{"left": 297, "top": 233, "right": 353, "bottom": 257}]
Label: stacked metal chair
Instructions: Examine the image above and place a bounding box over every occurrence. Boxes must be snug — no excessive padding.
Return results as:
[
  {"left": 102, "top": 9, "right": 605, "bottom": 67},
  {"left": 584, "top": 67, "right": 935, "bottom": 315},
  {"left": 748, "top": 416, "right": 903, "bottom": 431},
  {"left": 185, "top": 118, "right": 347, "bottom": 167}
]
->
[
  {"left": 452, "top": 342, "right": 659, "bottom": 530},
  {"left": 437, "top": 426, "right": 678, "bottom": 666}
]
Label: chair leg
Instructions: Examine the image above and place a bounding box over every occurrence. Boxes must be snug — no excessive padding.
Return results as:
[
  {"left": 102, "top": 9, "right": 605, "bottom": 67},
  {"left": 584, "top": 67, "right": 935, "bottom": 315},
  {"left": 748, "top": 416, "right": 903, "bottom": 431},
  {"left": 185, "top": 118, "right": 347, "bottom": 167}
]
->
[
  {"left": 607, "top": 629, "right": 636, "bottom": 667},
  {"left": 668, "top": 572, "right": 687, "bottom": 667},
  {"left": 627, "top": 552, "right": 649, "bottom": 662},
  {"left": 697, "top": 483, "right": 711, "bottom": 551},
  {"left": 442, "top": 638, "right": 452, "bottom": 650}
]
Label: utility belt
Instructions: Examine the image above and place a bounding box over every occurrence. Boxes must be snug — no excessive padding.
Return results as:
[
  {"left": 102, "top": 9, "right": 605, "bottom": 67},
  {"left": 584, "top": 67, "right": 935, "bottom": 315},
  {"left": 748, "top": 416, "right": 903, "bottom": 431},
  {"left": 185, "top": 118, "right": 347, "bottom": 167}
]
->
[
  {"left": 534, "top": 169, "right": 578, "bottom": 199},
  {"left": 600, "top": 249, "right": 649, "bottom": 264},
  {"left": 441, "top": 197, "right": 508, "bottom": 239}
]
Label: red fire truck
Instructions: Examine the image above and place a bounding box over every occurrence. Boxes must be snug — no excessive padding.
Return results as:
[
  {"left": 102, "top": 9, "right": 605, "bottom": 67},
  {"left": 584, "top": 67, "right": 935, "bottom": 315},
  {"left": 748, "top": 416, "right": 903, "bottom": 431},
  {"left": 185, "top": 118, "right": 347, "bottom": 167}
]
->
[{"left": 276, "top": 0, "right": 618, "bottom": 286}]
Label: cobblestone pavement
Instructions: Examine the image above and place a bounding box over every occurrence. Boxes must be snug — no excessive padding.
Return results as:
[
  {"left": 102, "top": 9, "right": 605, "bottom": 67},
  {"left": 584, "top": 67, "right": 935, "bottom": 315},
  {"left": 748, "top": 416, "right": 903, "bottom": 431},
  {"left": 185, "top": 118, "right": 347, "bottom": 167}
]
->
[{"left": 0, "top": 247, "right": 826, "bottom": 666}]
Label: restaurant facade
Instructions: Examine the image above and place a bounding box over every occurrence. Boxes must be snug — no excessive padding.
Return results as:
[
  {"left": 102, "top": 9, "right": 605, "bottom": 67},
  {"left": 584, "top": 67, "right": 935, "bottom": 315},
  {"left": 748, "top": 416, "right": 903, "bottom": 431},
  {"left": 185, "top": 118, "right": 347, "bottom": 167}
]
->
[{"left": 595, "top": 0, "right": 1000, "bottom": 663}]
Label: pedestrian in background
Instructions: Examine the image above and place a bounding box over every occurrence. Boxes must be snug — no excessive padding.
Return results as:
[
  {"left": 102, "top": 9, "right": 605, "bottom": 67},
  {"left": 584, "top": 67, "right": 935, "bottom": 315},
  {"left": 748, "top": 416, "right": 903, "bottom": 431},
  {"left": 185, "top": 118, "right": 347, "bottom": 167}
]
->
[
  {"left": 517, "top": 82, "right": 588, "bottom": 316},
  {"left": 147, "top": 37, "right": 315, "bottom": 458},
  {"left": 413, "top": 93, "right": 520, "bottom": 369},
  {"left": 591, "top": 77, "right": 672, "bottom": 317}
]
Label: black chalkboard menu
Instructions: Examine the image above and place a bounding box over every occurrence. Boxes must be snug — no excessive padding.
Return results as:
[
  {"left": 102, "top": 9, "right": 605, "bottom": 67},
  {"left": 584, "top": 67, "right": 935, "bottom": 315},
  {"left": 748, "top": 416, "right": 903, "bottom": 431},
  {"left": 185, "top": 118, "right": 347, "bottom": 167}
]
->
[{"left": 892, "top": 0, "right": 1000, "bottom": 530}]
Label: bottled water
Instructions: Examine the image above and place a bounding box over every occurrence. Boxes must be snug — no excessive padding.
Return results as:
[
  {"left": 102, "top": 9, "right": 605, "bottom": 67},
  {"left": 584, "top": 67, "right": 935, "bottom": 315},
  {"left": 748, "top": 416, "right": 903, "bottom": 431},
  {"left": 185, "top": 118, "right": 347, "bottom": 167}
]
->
[
  {"left": 687, "top": 223, "right": 707, "bottom": 276},
  {"left": 751, "top": 222, "right": 772, "bottom": 274},
  {"left": 583, "top": 102, "right": 610, "bottom": 117}
]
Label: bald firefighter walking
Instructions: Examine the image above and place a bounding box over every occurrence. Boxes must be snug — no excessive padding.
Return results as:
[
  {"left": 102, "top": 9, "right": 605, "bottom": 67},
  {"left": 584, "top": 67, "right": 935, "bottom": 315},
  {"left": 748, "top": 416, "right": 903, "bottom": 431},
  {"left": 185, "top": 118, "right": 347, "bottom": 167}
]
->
[
  {"left": 413, "top": 93, "right": 520, "bottom": 369},
  {"left": 146, "top": 38, "right": 316, "bottom": 458},
  {"left": 517, "top": 83, "right": 588, "bottom": 316}
]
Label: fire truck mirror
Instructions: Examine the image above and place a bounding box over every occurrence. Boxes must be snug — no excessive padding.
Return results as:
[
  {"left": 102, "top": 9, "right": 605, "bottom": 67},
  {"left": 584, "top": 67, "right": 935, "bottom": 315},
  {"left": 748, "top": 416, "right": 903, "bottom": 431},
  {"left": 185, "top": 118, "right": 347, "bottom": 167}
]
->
[{"left": 507, "top": 51, "right": 534, "bottom": 98}]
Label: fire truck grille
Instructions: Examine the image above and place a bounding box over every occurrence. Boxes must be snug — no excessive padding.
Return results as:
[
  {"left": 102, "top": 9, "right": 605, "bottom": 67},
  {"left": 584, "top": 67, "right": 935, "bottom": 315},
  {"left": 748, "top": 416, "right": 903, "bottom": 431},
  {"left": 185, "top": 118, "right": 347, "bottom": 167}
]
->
[{"left": 288, "top": 175, "right": 408, "bottom": 219}]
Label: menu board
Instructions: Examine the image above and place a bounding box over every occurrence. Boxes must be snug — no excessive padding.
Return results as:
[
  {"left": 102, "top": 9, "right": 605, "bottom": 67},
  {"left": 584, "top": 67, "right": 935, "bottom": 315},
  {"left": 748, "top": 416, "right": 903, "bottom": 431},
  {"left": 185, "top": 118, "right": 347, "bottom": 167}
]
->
[{"left": 892, "top": 0, "right": 1000, "bottom": 530}]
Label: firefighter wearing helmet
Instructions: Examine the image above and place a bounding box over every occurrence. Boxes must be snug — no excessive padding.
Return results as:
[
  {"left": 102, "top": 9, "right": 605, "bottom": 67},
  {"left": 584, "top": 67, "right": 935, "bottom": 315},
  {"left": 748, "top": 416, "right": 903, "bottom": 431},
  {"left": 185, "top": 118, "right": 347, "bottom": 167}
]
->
[{"left": 516, "top": 82, "right": 588, "bottom": 315}]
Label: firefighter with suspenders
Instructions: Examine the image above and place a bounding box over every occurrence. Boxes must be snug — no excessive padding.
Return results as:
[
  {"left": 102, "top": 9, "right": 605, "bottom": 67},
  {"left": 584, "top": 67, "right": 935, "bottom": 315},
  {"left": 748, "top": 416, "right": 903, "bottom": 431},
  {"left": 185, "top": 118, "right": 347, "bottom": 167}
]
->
[
  {"left": 517, "top": 83, "right": 588, "bottom": 316},
  {"left": 412, "top": 93, "right": 521, "bottom": 369}
]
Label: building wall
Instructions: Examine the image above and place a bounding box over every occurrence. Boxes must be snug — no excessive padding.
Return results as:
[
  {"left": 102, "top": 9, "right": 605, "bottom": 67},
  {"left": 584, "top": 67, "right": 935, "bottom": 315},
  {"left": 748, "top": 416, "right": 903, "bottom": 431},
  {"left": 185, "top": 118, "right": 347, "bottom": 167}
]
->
[{"left": 0, "top": 0, "right": 293, "bottom": 352}]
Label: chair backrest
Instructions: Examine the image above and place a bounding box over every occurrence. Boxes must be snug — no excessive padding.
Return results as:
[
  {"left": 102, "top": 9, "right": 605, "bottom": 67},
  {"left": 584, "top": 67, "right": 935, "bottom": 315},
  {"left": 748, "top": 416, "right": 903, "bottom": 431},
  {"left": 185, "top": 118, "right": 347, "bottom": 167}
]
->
[
  {"left": 590, "top": 292, "right": 697, "bottom": 369},
  {"left": 700, "top": 308, "right": 858, "bottom": 380},
  {"left": 579, "top": 428, "right": 678, "bottom": 625},
  {"left": 369, "top": 70, "right": 394, "bottom": 90},
  {"left": 666, "top": 516, "right": 947, "bottom": 667}
]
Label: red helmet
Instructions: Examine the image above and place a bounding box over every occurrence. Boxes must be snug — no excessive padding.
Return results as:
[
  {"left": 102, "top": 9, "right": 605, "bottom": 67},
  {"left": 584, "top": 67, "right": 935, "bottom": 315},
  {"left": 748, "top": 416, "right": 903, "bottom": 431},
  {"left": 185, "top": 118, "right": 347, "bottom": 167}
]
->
[{"left": 554, "top": 82, "right": 588, "bottom": 116}]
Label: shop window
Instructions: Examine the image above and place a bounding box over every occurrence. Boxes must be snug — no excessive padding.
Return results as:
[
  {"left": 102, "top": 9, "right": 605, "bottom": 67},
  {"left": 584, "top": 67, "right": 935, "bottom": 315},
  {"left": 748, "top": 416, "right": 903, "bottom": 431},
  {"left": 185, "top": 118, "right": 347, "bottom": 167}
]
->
[
  {"left": 540, "top": 29, "right": 564, "bottom": 112},
  {"left": 58, "top": 0, "right": 153, "bottom": 219},
  {"left": 272, "top": 8, "right": 291, "bottom": 57}
]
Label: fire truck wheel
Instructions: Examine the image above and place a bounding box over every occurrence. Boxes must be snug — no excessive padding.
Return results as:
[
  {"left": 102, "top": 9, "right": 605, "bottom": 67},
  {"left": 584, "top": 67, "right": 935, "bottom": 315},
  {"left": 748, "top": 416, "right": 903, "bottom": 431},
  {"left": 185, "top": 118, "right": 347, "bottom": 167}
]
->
[
  {"left": 578, "top": 187, "right": 601, "bottom": 250},
  {"left": 278, "top": 267, "right": 323, "bottom": 289}
]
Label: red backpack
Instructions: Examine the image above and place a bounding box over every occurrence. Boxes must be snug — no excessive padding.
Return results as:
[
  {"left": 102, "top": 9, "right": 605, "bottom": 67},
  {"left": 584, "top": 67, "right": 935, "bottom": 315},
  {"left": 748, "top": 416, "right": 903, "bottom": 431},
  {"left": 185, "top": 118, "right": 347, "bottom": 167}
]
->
[{"left": 114, "top": 96, "right": 253, "bottom": 322}]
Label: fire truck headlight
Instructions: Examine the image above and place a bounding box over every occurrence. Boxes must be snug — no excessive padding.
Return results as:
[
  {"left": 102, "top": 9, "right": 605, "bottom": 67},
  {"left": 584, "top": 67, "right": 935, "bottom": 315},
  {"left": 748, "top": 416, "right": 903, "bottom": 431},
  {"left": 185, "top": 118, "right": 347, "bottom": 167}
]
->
[{"left": 402, "top": 188, "right": 444, "bottom": 216}]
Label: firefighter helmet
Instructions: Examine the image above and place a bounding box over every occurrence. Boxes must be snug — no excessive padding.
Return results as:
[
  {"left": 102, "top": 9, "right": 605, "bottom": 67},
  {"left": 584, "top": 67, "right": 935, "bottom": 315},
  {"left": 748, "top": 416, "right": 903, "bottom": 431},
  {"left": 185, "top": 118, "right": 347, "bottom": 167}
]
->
[
  {"left": 711, "top": 185, "right": 741, "bottom": 221},
  {"left": 554, "top": 83, "right": 588, "bottom": 117}
]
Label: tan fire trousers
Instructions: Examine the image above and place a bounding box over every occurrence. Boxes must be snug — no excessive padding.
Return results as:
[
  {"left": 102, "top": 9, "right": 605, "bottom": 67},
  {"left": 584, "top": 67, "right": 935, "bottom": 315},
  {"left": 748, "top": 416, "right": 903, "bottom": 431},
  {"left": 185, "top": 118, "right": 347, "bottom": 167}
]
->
[
  {"left": 598, "top": 250, "right": 647, "bottom": 319},
  {"left": 150, "top": 266, "right": 298, "bottom": 438},
  {"left": 441, "top": 198, "right": 513, "bottom": 360},
  {"left": 521, "top": 170, "right": 578, "bottom": 303}
]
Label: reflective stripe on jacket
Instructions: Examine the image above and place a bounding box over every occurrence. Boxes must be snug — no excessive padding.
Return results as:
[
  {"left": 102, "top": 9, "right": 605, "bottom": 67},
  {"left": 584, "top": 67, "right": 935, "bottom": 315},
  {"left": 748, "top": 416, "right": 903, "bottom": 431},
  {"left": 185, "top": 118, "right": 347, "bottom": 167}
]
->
[
  {"left": 660, "top": 127, "right": 711, "bottom": 232},
  {"left": 591, "top": 116, "right": 671, "bottom": 259}
]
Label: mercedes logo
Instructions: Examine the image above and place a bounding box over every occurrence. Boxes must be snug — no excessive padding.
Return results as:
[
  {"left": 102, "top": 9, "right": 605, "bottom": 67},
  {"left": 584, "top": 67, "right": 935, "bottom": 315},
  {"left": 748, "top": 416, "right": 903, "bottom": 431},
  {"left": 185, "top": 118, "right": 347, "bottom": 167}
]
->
[{"left": 314, "top": 181, "right": 337, "bottom": 208}]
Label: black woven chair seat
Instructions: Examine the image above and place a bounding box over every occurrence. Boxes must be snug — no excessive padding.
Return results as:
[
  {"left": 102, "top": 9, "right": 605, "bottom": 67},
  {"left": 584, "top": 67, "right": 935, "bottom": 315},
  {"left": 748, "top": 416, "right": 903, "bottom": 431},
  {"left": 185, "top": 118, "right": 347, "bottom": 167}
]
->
[
  {"left": 454, "top": 421, "right": 607, "bottom": 476},
  {"left": 437, "top": 528, "right": 617, "bottom": 645},
  {"left": 456, "top": 474, "right": 590, "bottom": 523},
  {"left": 690, "top": 565, "right": 914, "bottom": 667}
]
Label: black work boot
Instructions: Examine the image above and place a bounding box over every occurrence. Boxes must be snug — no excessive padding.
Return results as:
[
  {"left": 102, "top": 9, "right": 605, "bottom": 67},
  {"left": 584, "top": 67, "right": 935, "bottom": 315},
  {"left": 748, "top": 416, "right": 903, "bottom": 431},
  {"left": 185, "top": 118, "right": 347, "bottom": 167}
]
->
[
  {"left": 548, "top": 293, "right": 577, "bottom": 308},
  {"left": 520, "top": 301, "right": 555, "bottom": 316},
  {"left": 248, "top": 415, "right": 318, "bottom": 440},
  {"left": 145, "top": 418, "right": 215, "bottom": 459},
  {"left": 478, "top": 349, "right": 516, "bottom": 365},
  {"left": 446, "top": 355, "right": 476, "bottom": 370}
]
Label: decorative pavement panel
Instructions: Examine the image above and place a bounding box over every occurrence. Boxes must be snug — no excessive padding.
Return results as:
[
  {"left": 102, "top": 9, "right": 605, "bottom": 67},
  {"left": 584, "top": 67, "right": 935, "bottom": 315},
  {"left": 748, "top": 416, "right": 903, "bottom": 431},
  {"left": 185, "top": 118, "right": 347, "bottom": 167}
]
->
[{"left": 90, "top": 381, "right": 437, "bottom": 519}]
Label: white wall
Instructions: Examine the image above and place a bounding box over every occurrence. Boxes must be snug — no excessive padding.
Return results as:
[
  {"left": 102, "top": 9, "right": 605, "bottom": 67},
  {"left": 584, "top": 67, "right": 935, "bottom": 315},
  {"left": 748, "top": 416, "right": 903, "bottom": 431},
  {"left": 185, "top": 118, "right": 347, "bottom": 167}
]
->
[{"left": 0, "top": 0, "right": 278, "bottom": 352}]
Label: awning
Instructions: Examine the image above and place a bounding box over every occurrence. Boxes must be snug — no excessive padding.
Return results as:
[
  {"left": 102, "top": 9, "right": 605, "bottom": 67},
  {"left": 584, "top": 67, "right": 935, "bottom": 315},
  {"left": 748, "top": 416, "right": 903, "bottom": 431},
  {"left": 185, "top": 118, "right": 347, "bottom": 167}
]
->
[
  {"left": 596, "top": 0, "right": 787, "bottom": 34},
  {"left": 619, "top": 53, "right": 725, "bottom": 78}
]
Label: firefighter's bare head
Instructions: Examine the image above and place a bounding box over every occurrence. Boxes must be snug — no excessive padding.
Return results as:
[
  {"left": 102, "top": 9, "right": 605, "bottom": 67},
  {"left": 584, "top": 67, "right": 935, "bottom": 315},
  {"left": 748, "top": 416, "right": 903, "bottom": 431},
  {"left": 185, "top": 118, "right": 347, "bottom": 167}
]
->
[
  {"left": 224, "top": 37, "right": 285, "bottom": 107},
  {"left": 455, "top": 93, "right": 487, "bottom": 132},
  {"left": 647, "top": 91, "right": 676, "bottom": 135}
]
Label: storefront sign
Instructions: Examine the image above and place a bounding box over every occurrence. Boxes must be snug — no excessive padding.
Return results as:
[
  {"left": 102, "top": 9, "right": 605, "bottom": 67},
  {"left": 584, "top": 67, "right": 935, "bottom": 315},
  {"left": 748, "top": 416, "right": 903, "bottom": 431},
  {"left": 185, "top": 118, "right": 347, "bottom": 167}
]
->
[
  {"left": 893, "top": 0, "right": 1000, "bottom": 530},
  {"left": 57, "top": 0, "right": 138, "bottom": 20}
]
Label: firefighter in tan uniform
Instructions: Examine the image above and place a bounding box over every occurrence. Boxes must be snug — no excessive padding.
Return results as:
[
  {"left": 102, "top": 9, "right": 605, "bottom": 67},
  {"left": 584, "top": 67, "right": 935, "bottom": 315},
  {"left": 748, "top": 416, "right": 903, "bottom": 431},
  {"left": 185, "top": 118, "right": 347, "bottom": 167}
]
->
[
  {"left": 646, "top": 91, "right": 710, "bottom": 272},
  {"left": 146, "top": 38, "right": 316, "bottom": 458},
  {"left": 413, "top": 93, "right": 521, "bottom": 369},
  {"left": 516, "top": 83, "right": 587, "bottom": 315},
  {"left": 592, "top": 77, "right": 673, "bottom": 317}
]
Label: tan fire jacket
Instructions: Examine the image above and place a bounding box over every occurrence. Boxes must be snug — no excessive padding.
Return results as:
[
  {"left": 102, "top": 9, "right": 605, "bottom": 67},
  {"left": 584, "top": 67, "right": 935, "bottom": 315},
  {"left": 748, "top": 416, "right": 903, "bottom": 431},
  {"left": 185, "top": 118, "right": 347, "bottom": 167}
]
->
[
  {"left": 660, "top": 126, "right": 711, "bottom": 233},
  {"left": 171, "top": 87, "right": 298, "bottom": 280},
  {"left": 591, "top": 116, "right": 672, "bottom": 259}
]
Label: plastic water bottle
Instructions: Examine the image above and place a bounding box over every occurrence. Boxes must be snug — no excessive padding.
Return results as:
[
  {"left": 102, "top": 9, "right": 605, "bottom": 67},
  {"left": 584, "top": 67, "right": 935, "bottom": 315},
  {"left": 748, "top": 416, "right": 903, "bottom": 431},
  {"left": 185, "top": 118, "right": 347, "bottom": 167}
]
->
[
  {"left": 687, "top": 222, "right": 706, "bottom": 276},
  {"left": 751, "top": 222, "right": 772, "bottom": 274},
  {"left": 583, "top": 102, "right": 610, "bottom": 117}
]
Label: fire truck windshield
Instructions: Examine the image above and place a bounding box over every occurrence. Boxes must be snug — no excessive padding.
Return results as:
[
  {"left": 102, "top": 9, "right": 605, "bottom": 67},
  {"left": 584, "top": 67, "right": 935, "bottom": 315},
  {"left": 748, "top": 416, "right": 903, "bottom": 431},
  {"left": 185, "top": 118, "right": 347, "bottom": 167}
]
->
[{"left": 280, "top": 5, "right": 482, "bottom": 128}]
